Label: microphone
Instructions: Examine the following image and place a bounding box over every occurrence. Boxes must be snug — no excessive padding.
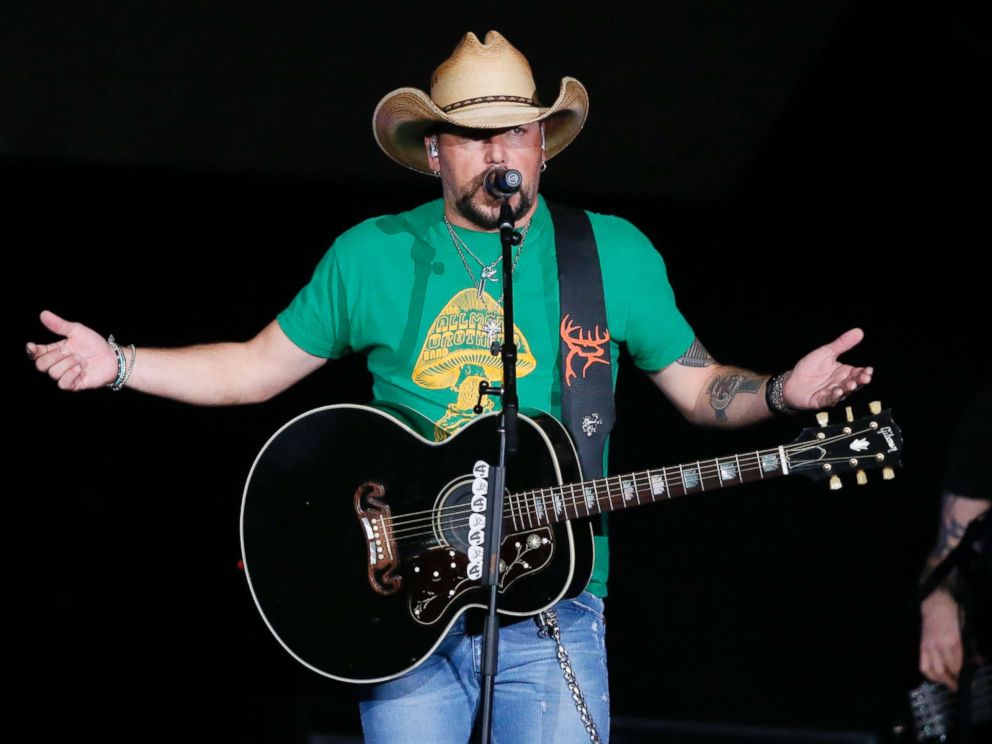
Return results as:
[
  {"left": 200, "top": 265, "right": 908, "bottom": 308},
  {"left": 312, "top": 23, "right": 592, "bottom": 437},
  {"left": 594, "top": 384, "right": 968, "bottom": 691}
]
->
[{"left": 484, "top": 169, "right": 522, "bottom": 199}]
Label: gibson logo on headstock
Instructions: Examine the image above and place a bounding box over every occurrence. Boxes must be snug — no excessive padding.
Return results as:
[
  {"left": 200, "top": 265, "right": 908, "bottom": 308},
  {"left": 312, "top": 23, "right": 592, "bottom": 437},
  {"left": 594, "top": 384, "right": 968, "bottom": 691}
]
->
[{"left": 879, "top": 426, "right": 899, "bottom": 453}]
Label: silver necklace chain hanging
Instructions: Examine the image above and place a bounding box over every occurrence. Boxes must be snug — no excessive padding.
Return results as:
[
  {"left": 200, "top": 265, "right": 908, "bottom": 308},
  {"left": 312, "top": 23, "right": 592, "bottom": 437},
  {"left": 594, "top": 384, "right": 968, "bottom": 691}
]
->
[{"left": 443, "top": 216, "right": 530, "bottom": 305}]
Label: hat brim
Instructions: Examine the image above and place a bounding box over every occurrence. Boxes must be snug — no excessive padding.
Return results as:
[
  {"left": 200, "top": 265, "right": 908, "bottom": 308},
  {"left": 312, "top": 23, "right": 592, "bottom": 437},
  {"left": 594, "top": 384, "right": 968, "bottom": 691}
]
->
[{"left": 373, "top": 76, "right": 589, "bottom": 175}]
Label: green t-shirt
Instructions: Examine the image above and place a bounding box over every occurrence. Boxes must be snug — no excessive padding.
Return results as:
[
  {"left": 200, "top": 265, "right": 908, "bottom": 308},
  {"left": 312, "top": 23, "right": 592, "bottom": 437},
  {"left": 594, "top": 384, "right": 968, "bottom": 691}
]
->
[{"left": 277, "top": 195, "right": 695, "bottom": 596}]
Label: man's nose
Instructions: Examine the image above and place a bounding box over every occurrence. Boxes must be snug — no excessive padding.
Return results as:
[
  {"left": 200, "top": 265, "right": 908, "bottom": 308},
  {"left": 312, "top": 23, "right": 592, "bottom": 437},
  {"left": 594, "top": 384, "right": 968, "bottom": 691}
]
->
[{"left": 483, "top": 134, "right": 508, "bottom": 164}]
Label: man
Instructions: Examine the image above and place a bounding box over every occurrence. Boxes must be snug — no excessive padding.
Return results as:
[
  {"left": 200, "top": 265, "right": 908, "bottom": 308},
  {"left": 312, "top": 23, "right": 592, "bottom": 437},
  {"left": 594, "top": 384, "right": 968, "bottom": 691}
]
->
[
  {"left": 918, "top": 385, "right": 990, "bottom": 692},
  {"left": 29, "top": 30, "right": 872, "bottom": 743}
]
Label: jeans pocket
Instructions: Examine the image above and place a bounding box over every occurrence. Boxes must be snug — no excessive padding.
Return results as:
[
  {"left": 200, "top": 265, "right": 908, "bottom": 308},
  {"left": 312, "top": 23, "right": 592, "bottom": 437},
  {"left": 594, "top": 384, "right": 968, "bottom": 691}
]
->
[{"left": 569, "top": 591, "right": 606, "bottom": 624}]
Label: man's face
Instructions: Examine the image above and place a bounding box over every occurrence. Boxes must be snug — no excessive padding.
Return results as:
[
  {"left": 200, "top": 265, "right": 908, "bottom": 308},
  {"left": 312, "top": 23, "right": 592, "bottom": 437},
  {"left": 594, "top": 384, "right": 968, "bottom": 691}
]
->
[{"left": 425, "top": 122, "right": 544, "bottom": 230}]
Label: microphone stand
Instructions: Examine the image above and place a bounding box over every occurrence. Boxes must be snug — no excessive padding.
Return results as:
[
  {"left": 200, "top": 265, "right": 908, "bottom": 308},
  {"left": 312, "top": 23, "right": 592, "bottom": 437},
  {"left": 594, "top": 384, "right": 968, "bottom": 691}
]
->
[{"left": 476, "top": 194, "right": 522, "bottom": 744}]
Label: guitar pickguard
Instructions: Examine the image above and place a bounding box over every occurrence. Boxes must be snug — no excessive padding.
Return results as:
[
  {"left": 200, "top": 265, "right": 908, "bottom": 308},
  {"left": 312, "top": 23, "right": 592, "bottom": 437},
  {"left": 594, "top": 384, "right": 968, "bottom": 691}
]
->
[{"left": 407, "top": 528, "right": 555, "bottom": 625}]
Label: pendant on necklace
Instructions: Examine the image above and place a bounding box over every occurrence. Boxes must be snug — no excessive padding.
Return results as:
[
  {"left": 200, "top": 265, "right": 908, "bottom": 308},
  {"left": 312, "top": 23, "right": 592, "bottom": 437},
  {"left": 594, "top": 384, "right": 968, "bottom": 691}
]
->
[
  {"left": 478, "top": 266, "right": 498, "bottom": 299},
  {"left": 483, "top": 315, "right": 502, "bottom": 346}
]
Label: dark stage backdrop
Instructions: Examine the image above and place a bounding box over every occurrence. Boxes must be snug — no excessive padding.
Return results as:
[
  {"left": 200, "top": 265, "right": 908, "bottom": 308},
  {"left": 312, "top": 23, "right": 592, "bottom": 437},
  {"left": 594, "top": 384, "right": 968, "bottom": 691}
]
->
[{"left": 8, "top": 2, "right": 988, "bottom": 741}]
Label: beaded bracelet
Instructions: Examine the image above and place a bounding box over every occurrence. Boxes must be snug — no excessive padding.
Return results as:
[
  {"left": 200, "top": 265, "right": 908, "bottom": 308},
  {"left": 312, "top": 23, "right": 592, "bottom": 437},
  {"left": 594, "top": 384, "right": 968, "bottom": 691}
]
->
[
  {"left": 106, "top": 334, "right": 135, "bottom": 391},
  {"left": 765, "top": 370, "right": 797, "bottom": 415}
]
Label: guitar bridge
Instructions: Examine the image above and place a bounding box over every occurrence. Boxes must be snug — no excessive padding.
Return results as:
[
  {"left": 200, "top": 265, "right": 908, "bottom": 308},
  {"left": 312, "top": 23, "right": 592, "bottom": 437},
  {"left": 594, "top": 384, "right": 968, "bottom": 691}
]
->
[{"left": 353, "top": 481, "right": 401, "bottom": 596}]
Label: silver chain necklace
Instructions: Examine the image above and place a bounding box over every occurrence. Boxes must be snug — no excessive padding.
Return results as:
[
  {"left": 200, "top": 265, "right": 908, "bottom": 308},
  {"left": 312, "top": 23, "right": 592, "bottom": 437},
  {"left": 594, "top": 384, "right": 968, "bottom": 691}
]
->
[{"left": 443, "top": 215, "right": 530, "bottom": 306}]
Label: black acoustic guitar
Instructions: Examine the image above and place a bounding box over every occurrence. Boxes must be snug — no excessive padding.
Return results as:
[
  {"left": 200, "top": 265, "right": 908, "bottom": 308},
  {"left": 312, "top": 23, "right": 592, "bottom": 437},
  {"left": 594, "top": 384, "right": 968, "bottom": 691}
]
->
[{"left": 241, "top": 402, "right": 902, "bottom": 683}]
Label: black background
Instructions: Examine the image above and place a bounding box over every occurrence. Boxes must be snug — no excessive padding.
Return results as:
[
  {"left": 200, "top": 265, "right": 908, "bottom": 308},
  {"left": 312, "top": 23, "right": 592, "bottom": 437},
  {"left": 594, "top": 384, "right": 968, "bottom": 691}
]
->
[{"left": 8, "top": 2, "right": 989, "bottom": 740}]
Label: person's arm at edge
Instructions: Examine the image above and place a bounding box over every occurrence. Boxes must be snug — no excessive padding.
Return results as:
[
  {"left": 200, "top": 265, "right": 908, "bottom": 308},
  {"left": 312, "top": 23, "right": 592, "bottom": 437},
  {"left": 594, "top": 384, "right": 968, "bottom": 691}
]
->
[
  {"left": 28, "top": 310, "right": 326, "bottom": 405},
  {"left": 918, "top": 492, "right": 990, "bottom": 690}
]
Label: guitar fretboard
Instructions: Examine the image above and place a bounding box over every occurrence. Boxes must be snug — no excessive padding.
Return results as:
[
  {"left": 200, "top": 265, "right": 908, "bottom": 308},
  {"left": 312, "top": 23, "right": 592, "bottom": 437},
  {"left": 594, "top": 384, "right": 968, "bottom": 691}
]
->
[{"left": 504, "top": 446, "right": 790, "bottom": 531}]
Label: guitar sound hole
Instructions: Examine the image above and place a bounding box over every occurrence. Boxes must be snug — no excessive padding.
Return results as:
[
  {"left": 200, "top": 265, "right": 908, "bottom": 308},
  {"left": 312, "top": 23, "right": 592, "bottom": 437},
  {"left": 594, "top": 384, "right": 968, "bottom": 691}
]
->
[{"left": 436, "top": 479, "right": 477, "bottom": 552}]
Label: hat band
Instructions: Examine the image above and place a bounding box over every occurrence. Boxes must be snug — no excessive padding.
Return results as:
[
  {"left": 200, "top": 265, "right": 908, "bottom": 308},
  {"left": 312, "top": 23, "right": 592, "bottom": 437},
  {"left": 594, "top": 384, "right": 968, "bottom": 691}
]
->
[{"left": 441, "top": 94, "right": 539, "bottom": 113}]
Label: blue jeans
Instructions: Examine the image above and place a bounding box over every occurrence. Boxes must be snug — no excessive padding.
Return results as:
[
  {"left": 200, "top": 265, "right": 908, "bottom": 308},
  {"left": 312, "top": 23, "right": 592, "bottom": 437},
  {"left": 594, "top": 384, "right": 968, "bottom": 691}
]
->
[{"left": 359, "top": 592, "right": 610, "bottom": 743}]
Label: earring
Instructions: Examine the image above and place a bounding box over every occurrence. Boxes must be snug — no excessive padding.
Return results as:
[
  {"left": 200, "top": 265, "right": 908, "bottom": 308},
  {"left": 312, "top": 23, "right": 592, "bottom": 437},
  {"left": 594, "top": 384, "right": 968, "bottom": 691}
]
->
[
  {"left": 429, "top": 136, "right": 439, "bottom": 158},
  {"left": 540, "top": 160, "right": 547, "bottom": 172},
  {"left": 432, "top": 168, "right": 441, "bottom": 177}
]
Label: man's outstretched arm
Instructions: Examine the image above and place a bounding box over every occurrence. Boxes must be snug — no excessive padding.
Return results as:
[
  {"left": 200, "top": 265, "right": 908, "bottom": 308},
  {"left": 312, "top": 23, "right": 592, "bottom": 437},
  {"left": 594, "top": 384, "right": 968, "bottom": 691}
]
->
[
  {"left": 27, "top": 310, "right": 326, "bottom": 405},
  {"left": 650, "top": 328, "right": 874, "bottom": 427}
]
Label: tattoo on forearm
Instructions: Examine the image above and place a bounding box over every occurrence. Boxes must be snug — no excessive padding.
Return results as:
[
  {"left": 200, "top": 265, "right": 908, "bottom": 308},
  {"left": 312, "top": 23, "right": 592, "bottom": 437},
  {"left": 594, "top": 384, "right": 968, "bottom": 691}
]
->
[
  {"left": 708, "top": 373, "right": 763, "bottom": 421},
  {"left": 676, "top": 338, "right": 716, "bottom": 368},
  {"left": 930, "top": 495, "right": 969, "bottom": 562}
]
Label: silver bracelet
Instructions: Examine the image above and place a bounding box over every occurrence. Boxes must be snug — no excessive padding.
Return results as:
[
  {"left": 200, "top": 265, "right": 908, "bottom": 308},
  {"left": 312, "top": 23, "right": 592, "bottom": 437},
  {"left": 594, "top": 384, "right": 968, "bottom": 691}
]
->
[{"left": 120, "top": 342, "right": 137, "bottom": 388}]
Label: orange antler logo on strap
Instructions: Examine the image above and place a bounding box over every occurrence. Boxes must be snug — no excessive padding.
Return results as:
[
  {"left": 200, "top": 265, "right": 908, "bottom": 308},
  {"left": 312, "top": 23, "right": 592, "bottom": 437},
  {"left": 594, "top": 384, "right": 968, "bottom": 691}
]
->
[{"left": 560, "top": 315, "right": 611, "bottom": 387}]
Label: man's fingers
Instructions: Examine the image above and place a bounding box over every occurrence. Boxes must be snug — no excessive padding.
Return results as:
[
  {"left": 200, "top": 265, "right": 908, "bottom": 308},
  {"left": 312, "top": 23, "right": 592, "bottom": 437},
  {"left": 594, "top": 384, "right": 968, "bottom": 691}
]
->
[
  {"left": 824, "top": 327, "right": 864, "bottom": 357},
  {"left": 921, "top": 648, "right": 958, "bottom": 691},
  {"left": 47, "top": 354, "right": 81, "bottom": 381},
  {"left": 28, "top": 339, "right": 69, "bottom": 360},
  {"left": 57, "top": 364, "right": 83, "bottom": 390},
  {"left": 40, "top": 309, "right": 73, "bottom": 337},
  {"left": 33, "top": 344, "right": 73, "bottom": 373}
]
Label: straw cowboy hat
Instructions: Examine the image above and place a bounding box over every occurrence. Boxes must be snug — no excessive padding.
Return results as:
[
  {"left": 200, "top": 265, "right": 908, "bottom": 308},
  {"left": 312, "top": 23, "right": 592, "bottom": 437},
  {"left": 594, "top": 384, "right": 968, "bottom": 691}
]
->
[{"left": 373, "top": 30, "right": 589, "bottom": 175}]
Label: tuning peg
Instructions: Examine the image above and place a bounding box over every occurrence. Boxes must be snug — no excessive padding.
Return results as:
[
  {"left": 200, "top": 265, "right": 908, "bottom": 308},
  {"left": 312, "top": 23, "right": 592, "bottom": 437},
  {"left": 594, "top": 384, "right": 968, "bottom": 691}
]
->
[
  {"left": 845, "top": 406, "right": 854, "bottom": 423},
  {"left": 829, "top": 475, "right": 843, "bottom": 490},
  {"left": 856, "top": 469, "right": 868, "bottom": 486},
  {"left": 869, "top": 401, "right": 882, "bottom": 415},
  {"left": 816, "top": 412, "right": 829, "bottom": 427},
  {"left": 883, "top": 467, "right": 895, "bottom": 480}
]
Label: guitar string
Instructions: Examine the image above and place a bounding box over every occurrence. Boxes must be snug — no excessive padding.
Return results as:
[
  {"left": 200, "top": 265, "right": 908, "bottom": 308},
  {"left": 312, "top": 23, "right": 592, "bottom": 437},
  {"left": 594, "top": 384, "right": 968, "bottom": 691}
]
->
[
  {"left": 384, "top": 454, "right": 773, "bottom": 539},
  {"left": 386, "top": 453, "right": 878, "bottom": 544},
  {"left": 920, "top": 667, "right": 992, "bottom": 711},
  {"left": 385, "top": 448, "right": 884, "bottom": 542},
  {"left": 382, "top": 425, "right": 882, "bottom": 538},
  {"left": 380, "top": 423, "right": 881, "bottom": 532},
  {"left": 917, "top": 695, "right": 992, "bottom": 730},
  {"left": 384, "top": 447, "right": 781, "bottom": 531},
  {"left": 385, "top": 464, "right": 770, "bottom": 541}
]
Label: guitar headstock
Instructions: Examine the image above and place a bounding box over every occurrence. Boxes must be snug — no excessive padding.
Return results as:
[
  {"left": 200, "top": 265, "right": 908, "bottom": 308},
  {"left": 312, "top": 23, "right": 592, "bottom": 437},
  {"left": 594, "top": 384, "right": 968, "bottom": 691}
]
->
[{"left": 786, "top": 401, "right": 903, "bottom": 487}]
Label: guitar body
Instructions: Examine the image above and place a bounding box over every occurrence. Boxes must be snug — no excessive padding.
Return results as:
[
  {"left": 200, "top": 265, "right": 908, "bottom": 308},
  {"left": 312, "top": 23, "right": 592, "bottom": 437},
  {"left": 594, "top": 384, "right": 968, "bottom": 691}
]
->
[{"left": 240, "top": 404, "right": 593, "bottom": 683}]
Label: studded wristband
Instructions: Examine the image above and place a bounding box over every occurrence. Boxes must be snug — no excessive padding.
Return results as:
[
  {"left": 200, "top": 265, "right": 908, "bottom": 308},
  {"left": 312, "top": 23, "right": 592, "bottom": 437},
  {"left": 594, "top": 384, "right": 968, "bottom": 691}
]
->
[{"left": 765, "top": 370, "right": 797, "bottom": 415}]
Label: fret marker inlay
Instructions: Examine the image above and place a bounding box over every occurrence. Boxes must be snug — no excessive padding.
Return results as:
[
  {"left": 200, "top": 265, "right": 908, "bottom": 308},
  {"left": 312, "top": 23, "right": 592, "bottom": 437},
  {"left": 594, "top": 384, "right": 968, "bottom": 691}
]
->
[
  {"left": 761, "top": 453, "right": 780, "bottom": 473},
  {"left": 583, "top": 487, "right": 596, "bottom": 512},
  {"left": 683, "top": 466, "right": 700, "bottom": 490}
]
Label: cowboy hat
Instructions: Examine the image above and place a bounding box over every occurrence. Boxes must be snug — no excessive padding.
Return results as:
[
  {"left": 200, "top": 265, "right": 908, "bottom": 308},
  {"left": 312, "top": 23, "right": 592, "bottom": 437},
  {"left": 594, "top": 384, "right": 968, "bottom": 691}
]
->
[{"left": 373, "top": 30, "right": 589, "bottom": 175}]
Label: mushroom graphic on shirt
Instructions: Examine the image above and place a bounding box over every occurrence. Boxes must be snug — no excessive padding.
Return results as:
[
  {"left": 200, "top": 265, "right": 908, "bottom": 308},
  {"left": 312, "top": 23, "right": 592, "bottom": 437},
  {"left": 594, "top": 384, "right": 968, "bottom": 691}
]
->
[{"left": 413, "top": 289, "right": 536, "bottom": 438}]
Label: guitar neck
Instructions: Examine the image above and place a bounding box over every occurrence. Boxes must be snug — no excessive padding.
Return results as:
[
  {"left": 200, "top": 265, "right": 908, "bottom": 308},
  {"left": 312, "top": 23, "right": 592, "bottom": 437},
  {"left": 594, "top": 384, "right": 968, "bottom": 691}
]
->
[{"left": 506, "top": 445, "right": 791, "bottom": 528}]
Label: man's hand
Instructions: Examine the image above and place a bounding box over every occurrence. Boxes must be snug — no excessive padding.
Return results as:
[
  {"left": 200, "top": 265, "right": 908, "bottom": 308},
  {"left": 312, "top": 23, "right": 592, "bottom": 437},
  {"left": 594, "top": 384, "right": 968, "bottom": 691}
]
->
[
  {"left": 783, "top": 327, "right": 873, "bottom": 410},
  {"left": 27, "top": 310, "right": 118, "bottom": 391},
  {"left": 920, "top": 589, "right": 963, "bottom": 691}
]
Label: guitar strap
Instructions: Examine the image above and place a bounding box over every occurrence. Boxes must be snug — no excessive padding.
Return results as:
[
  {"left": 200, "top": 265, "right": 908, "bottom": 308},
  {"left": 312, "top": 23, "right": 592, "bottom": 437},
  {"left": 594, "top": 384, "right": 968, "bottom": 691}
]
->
[
  {"left": 548, "top": 201, "right": 615, "bottom": 536},
  {"left": 544, "top": 201, "right": 613, "bottom": 744}
]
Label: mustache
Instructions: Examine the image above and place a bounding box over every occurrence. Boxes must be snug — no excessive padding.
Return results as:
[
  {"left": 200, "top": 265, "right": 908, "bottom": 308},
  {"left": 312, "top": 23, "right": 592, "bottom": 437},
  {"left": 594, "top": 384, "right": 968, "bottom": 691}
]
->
[{"left": 466, "top": 167, "right": 506, "bottom": 197}]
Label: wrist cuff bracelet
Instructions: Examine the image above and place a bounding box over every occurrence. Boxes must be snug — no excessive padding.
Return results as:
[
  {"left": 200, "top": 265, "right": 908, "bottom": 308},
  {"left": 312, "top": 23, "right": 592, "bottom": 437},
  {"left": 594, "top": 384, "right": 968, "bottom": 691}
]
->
[{"left": 765, "top": 370, "right": 797, "bottom": 415}]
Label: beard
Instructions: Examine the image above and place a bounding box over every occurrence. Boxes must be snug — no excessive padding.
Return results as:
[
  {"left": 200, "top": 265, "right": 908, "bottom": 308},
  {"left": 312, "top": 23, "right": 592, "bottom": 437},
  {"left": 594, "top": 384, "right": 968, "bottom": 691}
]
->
[{"left": 453, "top": 168, "right": 537, "bottom": 230}]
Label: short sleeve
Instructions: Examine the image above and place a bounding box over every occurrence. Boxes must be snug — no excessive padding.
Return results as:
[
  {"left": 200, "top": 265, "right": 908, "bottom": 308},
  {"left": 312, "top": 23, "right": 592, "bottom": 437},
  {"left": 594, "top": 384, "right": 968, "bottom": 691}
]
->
[
  {"left": 591, "top": 214, "right": 695, "bottom": 372},
  {"left": 276, "top": 243, "right": 354, "bottom": 359}
]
